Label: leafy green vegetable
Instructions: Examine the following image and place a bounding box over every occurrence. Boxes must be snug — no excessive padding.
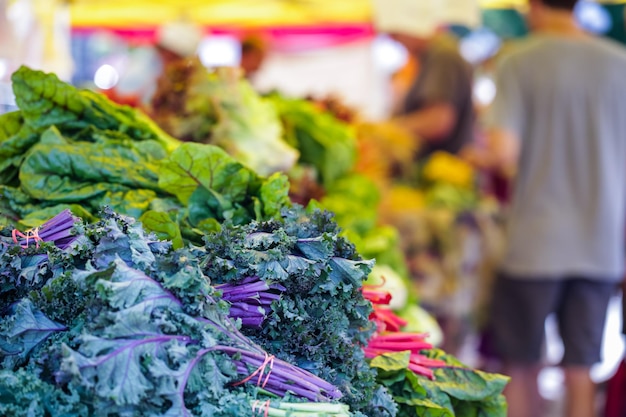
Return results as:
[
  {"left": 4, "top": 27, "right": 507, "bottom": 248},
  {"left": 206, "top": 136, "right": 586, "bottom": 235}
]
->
[
  {"left": 149, "top": 63, "right": 298, "bottom": 176},
  {"left": 203, "top": 68, "right": 299, "bottom": 176},
  {"left": 0, "top": 299, "right": 66, "bottom": 368},
  {"left": 271, "top": 94, "right": 356, "bottom": 188},
  {"left": 19, "top": 127, "right": 161, "bottom": 203},
  {"left": 2, "top": 67, "right": 294, "bottom": 245},
  {"left": 370, "top": 349, "right": 509, "bottom": 417},
  {"left": 1, "top": 209, "right": 350, "bottom": 416},
  {"left": 0, "top": 112, "right": 39, "bottom": 186},
  {"left": 200, "top": 207, "right": 396, "bottom": 417},
  {"left": 11, "top": 65, "right": 179, "bottom": 152},
  {"left": 0, "top": 110, "right": 23, "bottom": 141},
  {"left": 0, "top": 369, "right": 87, "bottom": 417},
  {"left": 159, "top": 142, "right": 291, "bottom": 232},
  {"left": 139, "top": 210, "right": 184, "bottom": 249}
]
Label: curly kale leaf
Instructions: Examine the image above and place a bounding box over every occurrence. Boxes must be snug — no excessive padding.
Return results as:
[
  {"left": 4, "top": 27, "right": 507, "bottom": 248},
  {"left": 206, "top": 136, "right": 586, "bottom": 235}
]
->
[
  {"left": 59, "top": 257, "right": 241, "bottom": 416},
  {"left": 0, "top": 299, "right": 66, "bottom": 369},
  {"left": 0, "top": 368, "right": 87, "bottom": 417},
  {"left": 202, "top": 206, "right": 388, "bottom": 415}
]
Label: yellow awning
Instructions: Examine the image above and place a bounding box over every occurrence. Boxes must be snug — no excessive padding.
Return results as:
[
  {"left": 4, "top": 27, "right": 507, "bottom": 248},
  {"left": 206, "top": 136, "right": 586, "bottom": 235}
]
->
[
  {"left": 60, "top": 0, "right": 626, "bottom": 29},
  {"left": 68, "top": 0, "right": 372, "bottom": 29}
]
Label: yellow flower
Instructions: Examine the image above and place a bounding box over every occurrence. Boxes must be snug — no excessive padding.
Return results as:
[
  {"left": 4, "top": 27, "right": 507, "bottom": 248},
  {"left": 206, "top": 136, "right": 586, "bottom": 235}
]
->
[{"left": 422, "top": 151, "right": 475, "bottom": 188}]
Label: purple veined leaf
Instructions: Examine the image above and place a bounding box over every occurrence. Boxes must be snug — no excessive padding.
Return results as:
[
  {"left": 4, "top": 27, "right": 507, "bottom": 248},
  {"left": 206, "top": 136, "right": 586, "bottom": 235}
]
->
[
  {"left": 61, "top": 334, "right": 193, "bottom": 406},
  {"left": 0, "top": 299, "right": 66, "bottom": 362},
  {"left": 100, "top": 257, "right": 183, "bottom": 312}
]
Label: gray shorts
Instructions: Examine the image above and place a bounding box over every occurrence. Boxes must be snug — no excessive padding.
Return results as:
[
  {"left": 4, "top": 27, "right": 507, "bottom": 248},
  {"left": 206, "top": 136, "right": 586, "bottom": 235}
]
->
[{"left": 488, "top": 274, "right": 618, "bottom": 366}]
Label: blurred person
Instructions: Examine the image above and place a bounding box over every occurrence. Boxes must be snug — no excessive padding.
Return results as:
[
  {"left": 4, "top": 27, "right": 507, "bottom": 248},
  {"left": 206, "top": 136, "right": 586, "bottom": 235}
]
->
[
  {"left": 239, "top": 33, "right": 267, "bottom": 82},
  {"left": 147, "top": 19, "right": 204, "bottom": 107},
  {"left": 603, "top": 276, "right": 626, "bottom": 417},
  {"left": 482, "top": 1, "right": 626, "bottom": 416},
  {"left": 147, "top": 20, "right": 205, "bottom": 131},
  {"left": 372, "top": 0, "right": 476, "bottom": 160}
]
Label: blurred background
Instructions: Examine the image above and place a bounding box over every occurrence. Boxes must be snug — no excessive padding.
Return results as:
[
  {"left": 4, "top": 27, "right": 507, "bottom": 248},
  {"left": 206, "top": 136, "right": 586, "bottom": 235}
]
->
[
  {"left": 0, "top": 1, "right": 624, "bottom": 415},
  {"left": 2, "top": 0, "right": 625, "bottom": 118}
]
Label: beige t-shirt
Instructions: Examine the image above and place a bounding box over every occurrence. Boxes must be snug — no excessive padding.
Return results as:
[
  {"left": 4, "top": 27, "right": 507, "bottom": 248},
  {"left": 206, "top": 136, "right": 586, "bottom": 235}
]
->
[{"left": 487, "top": 34, "right": 626, "bottom": 280}]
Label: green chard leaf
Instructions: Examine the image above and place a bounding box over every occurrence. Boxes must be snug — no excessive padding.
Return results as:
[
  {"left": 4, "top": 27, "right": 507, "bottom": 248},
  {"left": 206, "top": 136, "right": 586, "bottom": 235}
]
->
[
  {"left": 370, "top": 351, "right": 411, "bottom": 374},
  {"left": 139, "top": 210, "right": 184, "bottom": 249},
  {"left": 160, "top": 142, "right": 255, "bottom": 205},
  {"left": 0, "top": 110, "right": 23, "bottom": 141},
  {"left": 0, "top": 113, "right": 39, "bottom": 186},
  {"left": 11, "top": 66, "right": 179, "bottom": 152},
  {"left": 159, "top": 142, "right": 290, "bottom": 227},
  {"left": 19, "top": 127, "right": 161, "bottom": 204},
  {"left": 260, "top": 172, "right": 292, "bottom": 219}
]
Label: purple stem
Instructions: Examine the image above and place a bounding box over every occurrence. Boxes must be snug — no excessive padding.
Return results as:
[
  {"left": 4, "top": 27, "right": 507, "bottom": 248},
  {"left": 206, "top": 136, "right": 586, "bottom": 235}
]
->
[{"left": 215, "top": 346, "right": 341, "bottom": 400}]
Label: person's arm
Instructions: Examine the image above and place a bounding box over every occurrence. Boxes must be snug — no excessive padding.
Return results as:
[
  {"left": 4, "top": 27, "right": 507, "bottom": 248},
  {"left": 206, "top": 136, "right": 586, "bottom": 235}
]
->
[
  {"left": 459, "top": 127, "right": 519, "bottom": 177},
  {"left": 393, "top": 102, "right": 457, "bottom": 143},
  {"left": 394, "top": 48, "right": 471, "bottom": 144},
  {"left": 484, "top": 126, "right": 520, "bottom": 177},
  {"left": 471, "top": 56, "right": 524, "bottom": 176}
]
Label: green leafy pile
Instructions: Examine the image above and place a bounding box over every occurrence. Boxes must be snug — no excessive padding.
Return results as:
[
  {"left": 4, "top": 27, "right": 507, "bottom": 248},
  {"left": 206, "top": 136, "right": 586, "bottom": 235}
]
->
[
  {"left": 268, "top": 95, "right": 413, "bottom": 308},
  {"left": 0, "top": 209, "right": 353, "bottom": 416},
  {"left": 150, "top": 62, "right": 299, "bottom": 176},
  {"left": 198, "top": 206, "right": 397, "bottom": 417},
  {"left": 270, "top": 94, "right": 357, "bottom": 188},
  {"left": 370, "top": 350, "right": 509, "bottom": 417},
  {"left": 0, "top": 66, "right": 291, "bottom": 245}
]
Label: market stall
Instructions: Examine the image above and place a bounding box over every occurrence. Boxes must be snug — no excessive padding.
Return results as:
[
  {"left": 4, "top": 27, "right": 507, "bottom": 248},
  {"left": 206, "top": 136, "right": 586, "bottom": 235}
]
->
[
  {"left": 0, "top": 65, "right": 510, "bottom": 417},
  {"left": 2, "top": 1, "right": 626, "bottom": 416}
]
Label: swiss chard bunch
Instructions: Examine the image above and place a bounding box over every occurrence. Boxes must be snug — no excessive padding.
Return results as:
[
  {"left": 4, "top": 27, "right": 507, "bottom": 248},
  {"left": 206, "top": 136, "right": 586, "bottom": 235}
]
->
[
  {"left": 361, "top": 283, "right": 510, "bottom": 417},
  {"left": 1, "top": 66, "right": 293, "bottom": 248},
  {"left": 200, "top": 206, "right": 397, "bottom": 417},
  {"left": 370, "top": 350, "right": 509, "bottom": 417}
]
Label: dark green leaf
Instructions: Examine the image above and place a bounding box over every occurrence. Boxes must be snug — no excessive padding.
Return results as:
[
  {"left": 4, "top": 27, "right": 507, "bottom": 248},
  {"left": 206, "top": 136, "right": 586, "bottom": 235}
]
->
[
  {"left": 0, "top": 299, "right": 66, "bottom": 367},
  {"left": 139, "top": 210, "right": 184, "bottom": 249}
]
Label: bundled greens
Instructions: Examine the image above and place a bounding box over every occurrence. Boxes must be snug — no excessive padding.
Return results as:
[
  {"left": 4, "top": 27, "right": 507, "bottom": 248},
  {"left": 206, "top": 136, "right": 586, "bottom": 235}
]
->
[
  {"left": 200, "top": 207, "right": 397, "bottom": 417},
  {"left": 0, "top": 209, "right": 347, "bottom": 416}
]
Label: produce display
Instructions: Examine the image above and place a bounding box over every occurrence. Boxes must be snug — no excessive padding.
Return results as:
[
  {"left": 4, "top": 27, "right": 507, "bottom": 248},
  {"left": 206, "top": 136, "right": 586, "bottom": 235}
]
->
[
  {"left": 0, "top": 66, "right": 290, "bottom": 247},
  {"left": 0, "top": 209, "right": 351, "bottom": 416},
  {"left": 351, "top": 116, "right": 504, "bottom": 355},
  {"left": 0, "top": 66, "right": 509, "bottom": 416},
  {"left": 0, "top": 206, "right": 508, "bottom": 417},
  {"left": 149, "top": 59, "right": 299, "bottom": 176}
]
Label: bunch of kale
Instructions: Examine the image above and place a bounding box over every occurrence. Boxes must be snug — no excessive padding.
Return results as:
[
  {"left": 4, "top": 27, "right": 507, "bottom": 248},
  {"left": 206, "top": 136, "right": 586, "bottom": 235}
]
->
[
  {"left": 0, "top": 209, "right": 347, "bottom": 416},
  {"left": 201, "top": 207, "right": 397, "bottom": 417}
]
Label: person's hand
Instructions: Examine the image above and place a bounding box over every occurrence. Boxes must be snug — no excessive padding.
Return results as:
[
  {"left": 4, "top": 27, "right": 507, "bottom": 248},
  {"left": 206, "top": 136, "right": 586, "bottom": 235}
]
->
[{"left": 459, "top": 144, "right": 492, "bottom": 170}]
